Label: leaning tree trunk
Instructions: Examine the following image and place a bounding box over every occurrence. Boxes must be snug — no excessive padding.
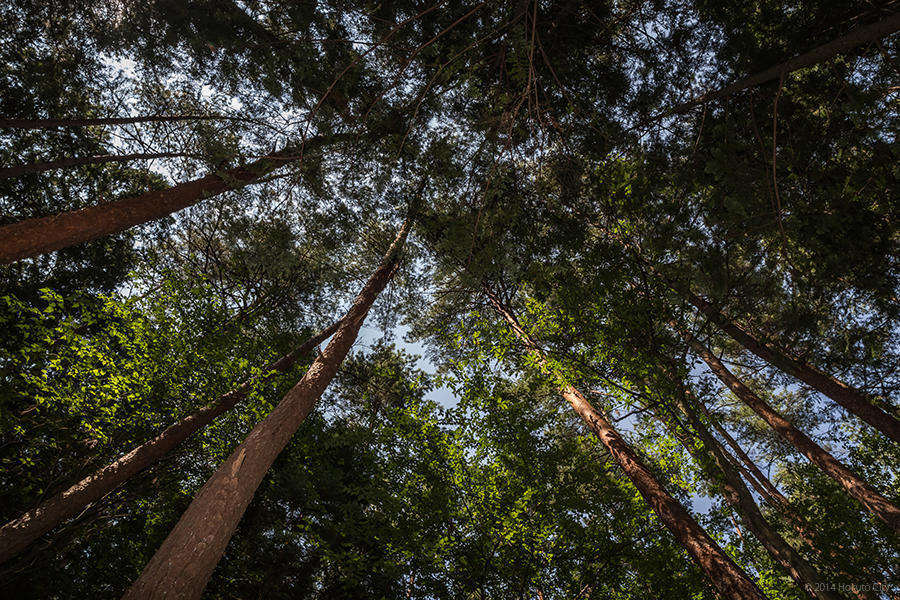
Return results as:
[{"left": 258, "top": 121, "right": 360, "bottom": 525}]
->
[
  {"left": 693, "top": 395, "right": 790, "bottom": 507},
  {"left": 668, "top": 388, "right": 839, "bottom": 600},
  {"left": 660, "top": 11, "right": 900, "bottom": 117},
  {"left": 690, "top": 397, "right": 887, "bottom": 600},
  {"left": 484, "top": 288, "right": 769, "bottom": 600},
  {"left": 0, "top": 152, "right": 201, "bottom": 179},
  {"left": 0, "top": 135, "right": 343, "bottom": 264},
  {"left": 682, "top": 290, "right": 900, "bottom": 444},
  {"left": 122, "top": 219, "right": 411, "bottom": 600},
  {"left": 0, "top": 320, "right": 340, "bottom": 565},
  {"left": 686, "top": 334, "right": 900, "bottom": 534},
  {"left": 563, "top": 197, "right": 900, "bottom": 443}
]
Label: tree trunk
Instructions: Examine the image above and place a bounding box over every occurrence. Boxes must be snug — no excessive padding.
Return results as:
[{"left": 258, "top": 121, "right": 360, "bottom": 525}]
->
[
  {"left": 670, "top": 389, "right": 839, "bottom": 600},
  {"left": 484, "top": 288, "right": 769, "bottom": 600},
  {"left": 683, "top": 290, "right": 900, "bottom": 444},
  {"left": 687, "top": 335, "right": 900, "bottom": 534},
  {"left": 0, "top": 320, "right": 340, "bottom": 565},
  {"left": 661, "top": 11, "right": 900, "bottom": 117},
  {"left": 0, "top": 135, "right": 341, "bottom": 264},
  {"left": 0, "top": 116, "right": 228, "bottom": 129},
  {"left": 694, "top": 397, "right": 790, "bottom": 506},
  {"left": 0, "top": 152, "right": 200, "bottom": 179},
  {"left": 122, "top": 219, "right": 412, "bottom": 600},
  {"left": 690, "top": 407, "right": 886, "bottom": 600}
]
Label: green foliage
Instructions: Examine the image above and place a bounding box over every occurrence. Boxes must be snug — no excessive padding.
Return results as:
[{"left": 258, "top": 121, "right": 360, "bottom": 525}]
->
[{"left": 2, "top": 0, "right": 899, "bottom": 597}]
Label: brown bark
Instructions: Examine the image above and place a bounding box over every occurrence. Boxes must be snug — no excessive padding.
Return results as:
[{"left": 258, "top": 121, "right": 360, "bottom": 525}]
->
[
  {"left": 695, "top": 415, "right": 884, "bottom": 600},
  {"left": 122, "top": 219, "right": 411, "bottom": 600},
  {"left": 0, "top": 152, "right": 199, "bottom": 179},
  {"left": 683, "top": 291, "right": 900, "bottom": 444},
  {"left": 662, "top": 11, "right": 900, "bottom": 117},
  {"left": 687, "top": 335, "right": 900, "bottom": 534},
  {"left": 0, "top": 116, "right": 228, "bottom": 129},
  {"left": 559, "top": 386, "right": 768, "bottom": 600},
  {"left": 694, "top": 398, "right": 790, "bottom": 506},
  {"left": 671, "top": 390, "right": 839, "bottom": 600},
  {"left": 0, "top": 135, "right": 341, "bottom": 264},
  {"left": 0, "top": 320, "right": 340, "bottom": 565},
  {"left": 559, "top": 173, "right": 899, "bottom": 442},
  {"left": 484, "top": 289, "right": 768, "bottom": 600}
]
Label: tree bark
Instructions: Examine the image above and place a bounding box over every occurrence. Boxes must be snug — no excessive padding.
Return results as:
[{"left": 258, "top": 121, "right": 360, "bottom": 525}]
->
[
  {"left": 682, "top": 290, "right": 900, "bottom": 444},
  {"left": 670, "top": 389, "right": 839, "bottom": 600},
  {"left": 661, "top": 11, "right": 900, "bottom": 117},
  {"left": 540, "top": 105, "right": 899, "bottom": 443},
  {"left": 0, "top": 319, "right": 340, "bottom": 565},
  {"left": 484, "top": 288, "right": 769, "bottom": 600},
  {"left": 122, "top": 219, "right": 411, "bottom": 600},
  {"left": 691, "top": 408, "right": 886, "bottom": 600},
  {"left": 0, "top": 152, "right": 200, "bottom": 179},
  {"left": 0, "top": 135, "right": 341, "bottom": 264},
  {"left": 694, "top": 397, "right": 790, "bottom": 506},
  {"left": 687, "top": 335, "right": 900, "bottom": 534}
]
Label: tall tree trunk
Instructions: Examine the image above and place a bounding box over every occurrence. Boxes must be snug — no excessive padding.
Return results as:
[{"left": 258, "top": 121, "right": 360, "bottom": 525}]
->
[
  {"left": 693, "top": 397, "right": 790, "bottom": 506},
  {"left": 0, "top": 116, "right": 228, "bottom": 129},
  {"left": 484, "top": 288, "right": 769, "bottom": 600},
  {"left": 682, "top": 290, "right": 900, "bottom": 444},
  {"left": 692, "top": 405, "right": 887, "bottom": 600},
  {"left": 556, "top": 160, "right": 899, "bottom": 442},
  {"left": 668, "top": 388, "right": 839, "bottom": 600},
  {"left": 0, "top": 135, "right": 343, "bottom": 264},
  {"left": 0, "top": 320, "right": 340, "bottom": 565},
  {"left": 660, "top": 11, "right": 900, "bottom": 117},
  {"left": 0, "top": 152, "right": 200, "bottom": 179},
  {"left": 686, "top": 334, "right": 900, "bottom": 534},
  {"left": 122, "top": 219, "right": 412, "bottom": 600}
]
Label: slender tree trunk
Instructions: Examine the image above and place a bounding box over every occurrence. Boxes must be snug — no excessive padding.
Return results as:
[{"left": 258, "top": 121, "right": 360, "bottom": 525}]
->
[
  {"left": 0, "top": 135, "right": 342, "bottom": 264},
  {"left": 565, "top": 203, "right": 900, "bottom": 442},
  {"left": 661, "top": 11, "right": 900, "bottom": 117},
  {"left": 694, "top": 398, "right": 790, "bottom": 506},
  {"left": 0, "top": 320, "right": 340, "bottom": 565},
  {"left": 122, "top": 219, "right": 412, "bottom": 600},
  {"left": 0, "top": 116, "right": 229, "bottom": 129},
  {"left": 0, "top": 152, "right": 200, "bottom": 179},
  {"left": 682, "top": 290, "right": 900, "bottom": 444},
  {"left": 694, "top": 416, "right": 885, "bottom": 600},
  {"left": 484, "top": 288, "right": 769, "bottom": 600},
  {"left": 686, "top": 335, "right": 900, "bottom": 534},
  {"left": 670, "top": 389, "right": 839, "bottom": 600},
  {"left": 723, "top": 448, "right": 783, "bottom": 506}
]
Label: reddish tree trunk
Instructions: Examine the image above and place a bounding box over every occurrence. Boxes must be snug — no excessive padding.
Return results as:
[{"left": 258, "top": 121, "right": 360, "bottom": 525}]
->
[
  {"left": 661, "top": 11, "right": 900, "bottom": 117},
  {"left": 684, "top": 291, "right": 900, "bottom": 444},
  {"left": 485, "top": 289, "right": 768, "bottom": 600},
  {"left": 562, "top": 196, "right": 900, "bottom": 442},
  {"left": 671, "top": 391, "right": 838, "bottom": 600},
  {"left": 0, "top": 320, "right": 340, "bottom": 565},
  {"left": 693, "top": 414, "right": 885, "bottom": 600},
  {"left": 0, "top": 135, "right": 340, "bottom": 264},
  {"left": 688, "top": 336, "right": 900, "bottom": 534},
  {"left": 122, "top": 220, "right": 411, "bottom": 600},
  {"left": 0, "top": 152, "right": 199, "bottom": 179},
  {"left": 694, "top": 398, "right": 790, "bottom": 506}
]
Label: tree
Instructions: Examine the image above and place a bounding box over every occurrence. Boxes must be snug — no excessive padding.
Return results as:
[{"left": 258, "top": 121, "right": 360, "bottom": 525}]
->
[
  {"left": 484, "top": 289, "right": 767, "bottom": 600},
  {"left": 2, "top": 1, "right": 899, "bottom": 597},
  {"left": 0, "top": 136, "right": 341, "bottom": 264},
  {"left": 0, "top": 318, "right": 340, "bottom": 564},
  {"left": 123, "top": 217, "right": 412, "bottom": 599}
]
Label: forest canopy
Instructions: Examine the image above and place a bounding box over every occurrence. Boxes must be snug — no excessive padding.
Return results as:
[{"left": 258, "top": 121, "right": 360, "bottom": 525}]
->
[{"left": 0, "top": 1, "right": 899, "bottom": 598}]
